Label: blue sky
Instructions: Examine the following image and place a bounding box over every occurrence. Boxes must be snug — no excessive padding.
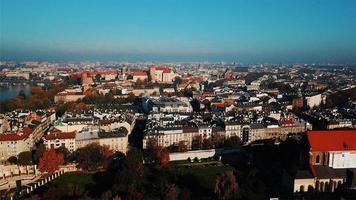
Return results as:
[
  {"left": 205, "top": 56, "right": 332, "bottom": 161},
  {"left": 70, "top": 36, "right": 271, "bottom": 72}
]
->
[{"left": 1, "top": 0, "right": 356, "bottom": 63}]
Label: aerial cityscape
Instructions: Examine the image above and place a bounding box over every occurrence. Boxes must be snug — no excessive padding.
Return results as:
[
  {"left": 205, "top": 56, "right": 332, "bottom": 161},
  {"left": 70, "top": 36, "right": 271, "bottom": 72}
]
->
[{"left": 1, "top": 0, "right": 356, "bottom": 200}]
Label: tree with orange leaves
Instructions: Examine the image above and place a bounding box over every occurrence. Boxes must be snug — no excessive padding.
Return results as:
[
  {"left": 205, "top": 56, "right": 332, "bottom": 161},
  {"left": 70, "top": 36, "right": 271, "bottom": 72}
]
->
[
  {"left": 153, "top": 146, "right": 170, "bottom": 166},
  {"left": 39, "top": 148, "right": 65, "bottom": 173}
]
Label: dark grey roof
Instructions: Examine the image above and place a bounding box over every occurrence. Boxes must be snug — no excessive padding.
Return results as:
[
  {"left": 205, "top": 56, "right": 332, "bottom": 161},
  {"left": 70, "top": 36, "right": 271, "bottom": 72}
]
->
[
  {"left": 314, "top": 165, "right": 348, "bottom": 179},
  {"left": 31, "top": 120, "right": 41, "bottom": 126},
  {"left": 250, "top": 123, "right": 266, "bottom": 129},
  {"left": 36, "top": 111, "right": 46, "bottom": 117},
  {"left": 98, "top": 127, "right": 128, "bottom": 138},
  {"left": 225, "top": 121, "right": 242, "bottom": 125}
]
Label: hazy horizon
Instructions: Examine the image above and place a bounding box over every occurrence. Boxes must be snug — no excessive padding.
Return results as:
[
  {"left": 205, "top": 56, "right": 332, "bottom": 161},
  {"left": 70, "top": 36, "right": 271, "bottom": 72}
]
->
[{"left": 1, "top": 0, "right": 356, "bottom": 63}]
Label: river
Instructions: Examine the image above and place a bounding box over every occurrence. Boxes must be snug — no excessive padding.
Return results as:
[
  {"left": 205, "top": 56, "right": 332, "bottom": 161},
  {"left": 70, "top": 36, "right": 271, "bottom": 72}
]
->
[{"left": 0, "top": 85, "right": 31, "bottom": 101}]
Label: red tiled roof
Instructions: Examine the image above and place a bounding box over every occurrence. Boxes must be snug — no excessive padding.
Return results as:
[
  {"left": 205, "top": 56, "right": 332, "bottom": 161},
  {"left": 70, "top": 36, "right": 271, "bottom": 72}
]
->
[
  {"left": 69, "top": 72, "right": 82, "bottom": 78},
  {"left": 132, "top": 71, "right": 148, "bottom": 76},
  {"left": 307, "top": 130, "right": 356, "bottom": 152},
  {"left": 212, "top": 102, "right": 225, "bottom": 108},
  {"left": 44, "top": 131, "right": 76, "bottom": 140},
  {"left": 0, "top": 127, "right": 33, "bottom": 141},
  {"left": 69, "top": 70, "right": 119, "bottom": 78},
  {"left": 156, "top": 67, "right": 171, "bottom": 73}
]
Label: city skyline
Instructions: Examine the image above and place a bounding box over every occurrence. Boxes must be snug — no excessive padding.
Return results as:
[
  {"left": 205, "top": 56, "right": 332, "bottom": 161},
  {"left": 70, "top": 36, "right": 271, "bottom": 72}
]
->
[{"left": 1, "top": 0, "right": 356, "bottom": 63}]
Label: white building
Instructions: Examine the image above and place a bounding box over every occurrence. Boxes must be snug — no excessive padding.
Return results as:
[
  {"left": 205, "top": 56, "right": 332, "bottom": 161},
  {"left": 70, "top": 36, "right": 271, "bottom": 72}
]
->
[{"left": 43, "top": 131, "right": 76, "bottom": 152}]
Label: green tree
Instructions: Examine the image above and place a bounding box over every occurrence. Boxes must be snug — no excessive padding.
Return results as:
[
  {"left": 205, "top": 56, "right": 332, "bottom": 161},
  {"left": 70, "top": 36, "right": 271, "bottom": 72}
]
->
[
  {"left": 113, "top": 148, "right": 144, "bottom": 194},
  {"left": 17, "top": 151, "right": 33, "bottom": 165},
  {"left": 56, "top": 146, "right": 70, "bottom": 162},
  {"left": 33, "top": 143, "right": 46, "bottom": 164},
  {"left": 7, "top": 156, "right": 17, "bottom": 164},
  {"left": 224, "top": 136, "right": 241, "bottom": 148}
]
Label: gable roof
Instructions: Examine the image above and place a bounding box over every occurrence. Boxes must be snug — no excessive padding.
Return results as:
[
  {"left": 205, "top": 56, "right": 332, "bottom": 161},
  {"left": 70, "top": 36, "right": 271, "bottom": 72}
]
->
[
  {"left": 156, "top": 67, "right": 171, "bottom": 73},
  {"left": 44, "top": 131, "right": 76, "bottom": 140},
  {"left": 307, "top": 130, "right": 356, "bottom": 152},
  {"left": 132, "top": 71, "right": 147, "bottom": 76},
  {"left": 0, "top": 127, "right": 33, "bottom": 141}
]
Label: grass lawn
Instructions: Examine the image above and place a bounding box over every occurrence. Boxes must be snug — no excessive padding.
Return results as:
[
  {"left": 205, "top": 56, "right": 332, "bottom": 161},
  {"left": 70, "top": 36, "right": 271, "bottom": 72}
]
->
[
  {"left": 176, "top": 165, "right": 234, "bottom": 191},
  {"left": 49, "top": 172, "right": 94, "bottom": 190}
]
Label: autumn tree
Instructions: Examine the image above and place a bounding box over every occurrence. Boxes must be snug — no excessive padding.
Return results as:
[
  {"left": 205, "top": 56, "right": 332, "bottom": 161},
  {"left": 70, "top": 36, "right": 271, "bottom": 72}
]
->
[
  {"left": 154, "top": 146, "right": 170, "bottom": 166},
  {"left": 30, "top": 86, "right": 45, "bottom": 97},
  {"left": 74, "top": 143, "right": 111, "bottom": 171},
  {"left": 177, "top": 141, "right": 188, "bottom": 152},
  {"left": 39, "top": 148, "right": 65, "bottom": 173},
  {"left": 213, "top": 133, "right": 226, "bottom": 148},
  {"left": 214, "top": 170, "right": 239, "bottom": 200},
  {"left": 144, "top": 139, "right": 169, "bottom": 165},
  {"left": 163, "top": 184, "right": 178, "bottom": 200},
  {"left": 102, "top": 145, "right": 114, "bottom": 169},
  {"left": 202, "top": 138, "right": 213, "bottom": 150}
]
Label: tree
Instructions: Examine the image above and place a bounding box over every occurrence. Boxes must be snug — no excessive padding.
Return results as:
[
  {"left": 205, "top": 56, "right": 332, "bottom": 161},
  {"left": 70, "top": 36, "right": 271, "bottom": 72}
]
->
[
  {"left": 56, "top": 146, "right": 70, "bottom": 162},
  {"left": 7, "top": 156, "right": 17, "bottom": 164},
  {"left": 213, "top": 133, "right": 226, "bottom": 148},
  {"left": 18, "top": 90, "right": 27, "bottom": 100},
  {"left": 214, "top": 170, "right": 239, "bottom": 200},
  {"left": 30, "top": 86, "right": 45, "bottom": 96},
  {"left": 17, "top": 151, "right": 33, "bottom": 165},
  {"left": 95, "top": 74, "right": 102, "bottom": 82},
  {"left": 163, "top": 184, "right": 178, "bottom": 200},
  {"left": 224, "top": 136, "right": 241, "bottom": 148},
  {"left": 192, "top": 135, "right": 203, "bottom": 150},
  {"left": 174, "top": 76, "right": 183, "bottom": 85},
  {"left": 154, "top": 146, "right": 170, "bottom": 166},
  {"left": 202, "top": 138, "right": 213, "bottom": 150},
  {"left": 75, "top": 143, "right": 108, "bottom": 171},
  {"left": 126, "top": 92, "right": 136, "bottom": 102},
  {"left": 33, "top": 143, "right": 46, "bottom": 164},
  {"left": 39, "top": 148, "right": 65, "bottom": 173},
  {"left": 102, "top": 145, "right": 114, "bottom": 169},
  {"left": 113, "top": 148, "right": 144, "bottom": 195},
  {"left": 177, "top": 141, "right": 188, "bottom": 152},
  {"left": 145, "top": 140, "right": 170, "bottom": 165},
  {"left": 202, "top": 99, "right": 211, "bottom": 112},
  {"left": 191, "top": 98, "right": 201, "bottom": 112}
]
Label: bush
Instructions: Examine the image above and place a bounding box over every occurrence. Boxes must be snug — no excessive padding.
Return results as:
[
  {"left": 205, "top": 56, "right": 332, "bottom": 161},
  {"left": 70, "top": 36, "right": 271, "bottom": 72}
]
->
[
  {"left": 7, "top": 156, "right": 18, "bottom": 164},
  {"left": 17, "top": 151, "right": 33, "bottom": 165}
]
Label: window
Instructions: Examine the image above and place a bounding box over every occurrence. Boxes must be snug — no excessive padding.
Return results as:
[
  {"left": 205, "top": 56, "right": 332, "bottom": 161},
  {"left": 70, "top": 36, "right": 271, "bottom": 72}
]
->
[{"left": 316, "top": 155, "right": 320, "bottom": 164}]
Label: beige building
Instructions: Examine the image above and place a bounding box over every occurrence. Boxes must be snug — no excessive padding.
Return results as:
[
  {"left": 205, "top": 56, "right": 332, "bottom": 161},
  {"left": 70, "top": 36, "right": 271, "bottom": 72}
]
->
[
  {"left": 143, "top": 126, "right": 200, "bottom": 150},
  {"left": 75, "top": 128, "right": 129, "bottom": 153},
  {"left": 149, "top": 65, "right": 175, "bottom": 83},
  {"left": 0, "top": 127, "right": 34, "bottom": 161},
  {"left": 54, "top": 93, "right": 85, "bottom": 103}
]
